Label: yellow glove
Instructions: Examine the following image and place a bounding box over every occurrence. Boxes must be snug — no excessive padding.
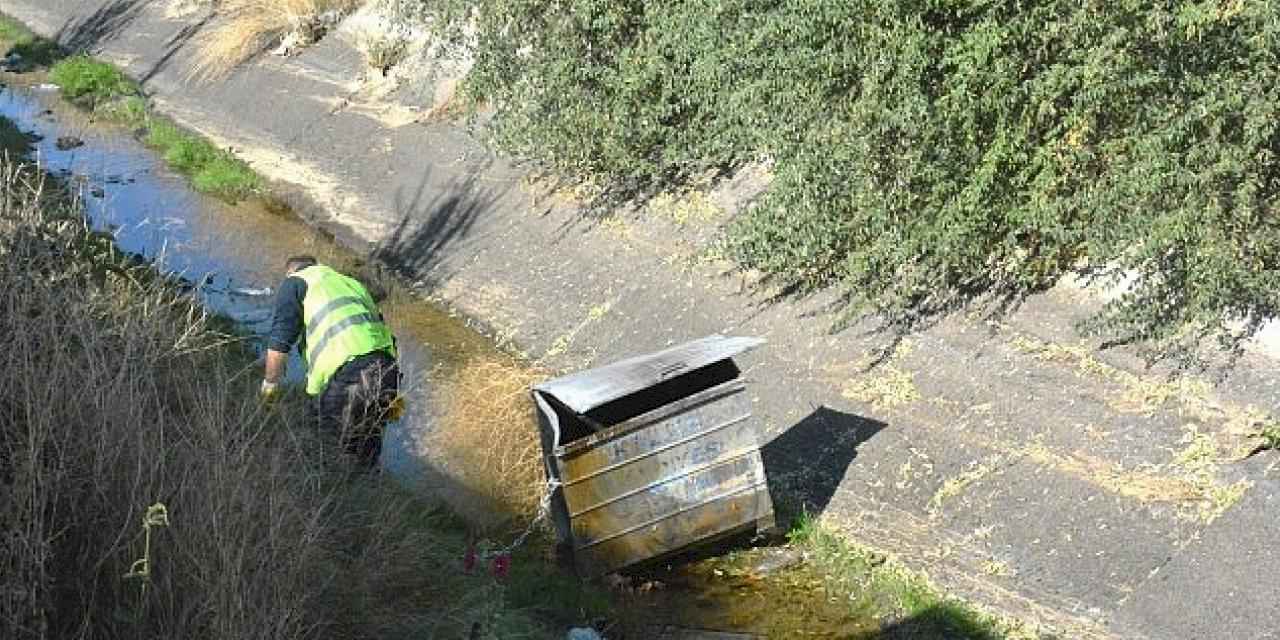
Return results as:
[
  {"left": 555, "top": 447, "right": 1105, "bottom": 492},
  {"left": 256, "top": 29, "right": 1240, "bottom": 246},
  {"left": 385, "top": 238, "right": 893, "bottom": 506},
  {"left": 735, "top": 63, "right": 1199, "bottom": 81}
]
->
[
  {"left": 260, "top": 380, "right": 281, "bottom": 403},
  {"left": 386, "top": 395, "right": 406, "bottom": 421}
]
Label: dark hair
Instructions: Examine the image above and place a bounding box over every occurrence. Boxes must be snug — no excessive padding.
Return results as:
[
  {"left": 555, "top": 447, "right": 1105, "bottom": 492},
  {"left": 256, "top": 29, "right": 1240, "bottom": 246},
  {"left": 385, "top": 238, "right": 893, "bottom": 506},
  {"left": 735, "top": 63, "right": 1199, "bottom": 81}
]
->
[{"left": 284, "top": 255, "right": 317, "bottom": 274}]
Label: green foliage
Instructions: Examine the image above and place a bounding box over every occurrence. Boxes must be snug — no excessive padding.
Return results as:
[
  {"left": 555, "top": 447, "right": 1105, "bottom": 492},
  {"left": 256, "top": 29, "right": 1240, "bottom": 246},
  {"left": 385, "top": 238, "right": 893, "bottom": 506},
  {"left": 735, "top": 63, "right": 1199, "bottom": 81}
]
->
[
  {"left": 0, "top": 13, "right": 62, "bottom": 66},
  {"left": 145, "top": 118, "right": 262, "bottom": 202},
  {"left": 406, "top": 0, "right": 1280, "bottom": 364},
  {"left": 50, "top": 55, "right": 138, "bottom": 105},
  {"left": 790, "top": 516, "right": 1018, "bottom": 639},
  {"left": 98, "top": 95, "right": 148, "bottom": 126}
]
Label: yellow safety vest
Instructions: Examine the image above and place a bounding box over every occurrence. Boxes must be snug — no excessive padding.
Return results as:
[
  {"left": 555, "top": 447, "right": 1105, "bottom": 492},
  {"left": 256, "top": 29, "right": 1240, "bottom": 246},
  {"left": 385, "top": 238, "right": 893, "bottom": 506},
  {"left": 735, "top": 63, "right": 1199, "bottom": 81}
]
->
[{"left": 295, "top": 265, "right": 397, "bottom": 396}]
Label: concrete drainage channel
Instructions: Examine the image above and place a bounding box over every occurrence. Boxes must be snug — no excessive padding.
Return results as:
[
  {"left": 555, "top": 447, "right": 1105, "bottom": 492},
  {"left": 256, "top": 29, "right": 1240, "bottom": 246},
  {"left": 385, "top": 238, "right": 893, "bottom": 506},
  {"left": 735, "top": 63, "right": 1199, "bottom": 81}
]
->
[{"left": 0, "top": 73, "right": 887, "bottom": 640}]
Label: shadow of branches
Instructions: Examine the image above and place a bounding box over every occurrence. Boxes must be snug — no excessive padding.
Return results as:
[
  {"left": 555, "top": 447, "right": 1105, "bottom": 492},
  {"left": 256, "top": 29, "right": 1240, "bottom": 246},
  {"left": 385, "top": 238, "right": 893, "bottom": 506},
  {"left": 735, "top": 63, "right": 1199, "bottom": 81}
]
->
[{"left": 372, "top": 165, "right": 512, "bottom": 289}]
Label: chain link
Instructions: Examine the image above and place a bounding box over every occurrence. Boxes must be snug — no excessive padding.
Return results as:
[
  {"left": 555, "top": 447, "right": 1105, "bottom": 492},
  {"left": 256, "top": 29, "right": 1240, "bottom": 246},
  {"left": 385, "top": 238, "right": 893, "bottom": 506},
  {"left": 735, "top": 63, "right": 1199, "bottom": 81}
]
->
[{"left": 478, "top": 477, "right": 561, "bottom": 560}]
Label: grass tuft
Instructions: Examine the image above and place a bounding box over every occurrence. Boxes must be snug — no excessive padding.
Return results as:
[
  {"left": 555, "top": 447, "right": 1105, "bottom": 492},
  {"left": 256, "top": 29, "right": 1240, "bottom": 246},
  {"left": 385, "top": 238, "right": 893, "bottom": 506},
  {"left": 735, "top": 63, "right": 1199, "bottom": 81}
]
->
[
  {"left": 49, "top": 54, "right": 138, "bottom": 105},
  {"left": 788, "top": 513, "right": 1039, "bottom": 639},
  {"left": 189, "top": 0, "right": 360, "bottom": 81},
  {"left": 145, "top": 117, "right": 262, "bottom": 201},
  {"left": 427, "top": 357, "right": 547, "bottom": 524}
]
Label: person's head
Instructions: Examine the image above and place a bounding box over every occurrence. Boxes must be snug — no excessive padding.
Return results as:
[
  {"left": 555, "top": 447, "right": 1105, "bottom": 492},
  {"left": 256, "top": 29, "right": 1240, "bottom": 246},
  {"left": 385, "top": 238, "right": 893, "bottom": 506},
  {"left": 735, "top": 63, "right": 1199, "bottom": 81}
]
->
[{"left": 284, "top": 255, "right": 317, "bottom": 275}]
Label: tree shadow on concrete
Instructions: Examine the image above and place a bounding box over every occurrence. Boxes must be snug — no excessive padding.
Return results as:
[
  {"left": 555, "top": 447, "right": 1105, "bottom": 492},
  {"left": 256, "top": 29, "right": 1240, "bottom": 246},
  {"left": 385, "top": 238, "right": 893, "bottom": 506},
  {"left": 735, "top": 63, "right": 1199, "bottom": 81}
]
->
[
  {"left": 762, "top": 406, "right": 886, "bottom": 527},
  {"left": 372, "top": 166, "right": 512, "bottom": 290},
  {"left": 139, "top": 13, "right": 213, "bottom": 85},
  {"left": 52, "top": 0, "right": 151, "bottom": 54}
]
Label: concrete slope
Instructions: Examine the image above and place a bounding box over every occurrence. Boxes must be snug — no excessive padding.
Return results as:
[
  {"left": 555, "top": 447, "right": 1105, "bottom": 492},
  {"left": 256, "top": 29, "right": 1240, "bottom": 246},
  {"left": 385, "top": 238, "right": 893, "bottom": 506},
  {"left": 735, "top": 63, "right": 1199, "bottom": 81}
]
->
[{"left": 6, "top": 1, "right": 1279, "bottom": 637}]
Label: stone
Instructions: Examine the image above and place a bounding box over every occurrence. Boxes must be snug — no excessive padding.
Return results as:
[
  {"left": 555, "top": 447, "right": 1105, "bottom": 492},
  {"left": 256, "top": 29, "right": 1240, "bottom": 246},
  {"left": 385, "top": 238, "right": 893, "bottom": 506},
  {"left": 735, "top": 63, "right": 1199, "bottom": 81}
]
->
[{"left": 55, "top": 136, "right": 84, "bottom": 150}]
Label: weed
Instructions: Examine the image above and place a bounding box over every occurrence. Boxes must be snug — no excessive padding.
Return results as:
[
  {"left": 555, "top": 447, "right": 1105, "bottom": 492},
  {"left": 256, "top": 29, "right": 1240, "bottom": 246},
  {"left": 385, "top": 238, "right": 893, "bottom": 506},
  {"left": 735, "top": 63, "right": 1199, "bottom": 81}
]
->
[
  {"left": 360, "top": 30, "right": 409, "bottom": 73},
  {"left": 788, "top": 515, "right": 1035, "bottom": 639},
  {"left": 981, "top": 559, "right": 1014, "bottom": 578},
  {"left": 426, "top": 356, "right": 548, "bottom": 524},
  {"left": 192, "top": 154, "right": 263, "bottom": 198},
  {"left": 1261, "top": 425, "right": 1280, "bottom": 451},
  {"left": 190, "top": 0, "right": 361, "bottom": 80},
  {"left": 647, "top": 190, "right": 722, "bottom": 226},
  {"left": 97, "top": 95, "right": 148, "bottom": 125},
  {"left": 49, "top": 55, "right": 138, "bottom": 105},
  {"left": 145, "top": 117, "right": 262, "bottom": 201}
]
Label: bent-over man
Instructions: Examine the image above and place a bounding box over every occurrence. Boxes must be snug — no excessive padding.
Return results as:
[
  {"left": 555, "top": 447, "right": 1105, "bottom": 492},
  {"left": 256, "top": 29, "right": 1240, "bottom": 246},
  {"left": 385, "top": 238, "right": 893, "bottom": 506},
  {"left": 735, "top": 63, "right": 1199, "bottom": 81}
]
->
[{"left": 262, "top": 255, "right": 400, "bottom": 468}]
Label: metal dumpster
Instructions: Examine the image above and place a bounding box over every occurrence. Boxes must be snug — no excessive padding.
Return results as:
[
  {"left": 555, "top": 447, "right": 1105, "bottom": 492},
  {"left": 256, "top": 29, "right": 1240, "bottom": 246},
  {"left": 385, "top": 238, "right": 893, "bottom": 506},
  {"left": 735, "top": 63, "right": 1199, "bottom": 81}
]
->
[{"left": 531, "top": 335, "right": 774, "bottom": 576}]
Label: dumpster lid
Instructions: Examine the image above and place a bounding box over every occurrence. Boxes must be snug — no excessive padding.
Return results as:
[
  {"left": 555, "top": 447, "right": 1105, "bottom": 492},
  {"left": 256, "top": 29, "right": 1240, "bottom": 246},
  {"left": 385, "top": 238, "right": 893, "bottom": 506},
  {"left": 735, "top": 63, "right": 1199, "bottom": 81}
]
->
[{"left": 533, "top": 335, "right": 764, "bottom": 414}]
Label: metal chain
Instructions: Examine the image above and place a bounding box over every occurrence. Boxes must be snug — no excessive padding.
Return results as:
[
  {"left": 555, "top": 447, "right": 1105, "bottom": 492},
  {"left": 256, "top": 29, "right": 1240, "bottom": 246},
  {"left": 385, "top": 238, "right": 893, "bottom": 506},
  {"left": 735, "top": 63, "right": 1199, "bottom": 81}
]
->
[{"left": 478, "top": 477, "right": 562, "bottom": 560}]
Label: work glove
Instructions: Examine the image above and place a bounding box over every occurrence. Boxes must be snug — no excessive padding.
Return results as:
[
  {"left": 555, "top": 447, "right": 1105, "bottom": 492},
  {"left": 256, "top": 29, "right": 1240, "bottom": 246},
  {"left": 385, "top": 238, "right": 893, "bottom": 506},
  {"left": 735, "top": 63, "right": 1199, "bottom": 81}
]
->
[
  {"left": 260, "top": 379, "right": 281, "bottom": 404},
  {"left": 385, "top": 395, "right": 406, "bottom": 421}
]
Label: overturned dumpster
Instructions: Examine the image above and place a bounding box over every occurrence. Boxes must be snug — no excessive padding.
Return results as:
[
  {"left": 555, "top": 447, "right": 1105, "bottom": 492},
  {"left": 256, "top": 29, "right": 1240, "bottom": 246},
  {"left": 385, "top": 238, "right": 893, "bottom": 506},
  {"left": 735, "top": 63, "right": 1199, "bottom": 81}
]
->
[{"left": 531, "top": 335, "right": 775, "bottom": 576}]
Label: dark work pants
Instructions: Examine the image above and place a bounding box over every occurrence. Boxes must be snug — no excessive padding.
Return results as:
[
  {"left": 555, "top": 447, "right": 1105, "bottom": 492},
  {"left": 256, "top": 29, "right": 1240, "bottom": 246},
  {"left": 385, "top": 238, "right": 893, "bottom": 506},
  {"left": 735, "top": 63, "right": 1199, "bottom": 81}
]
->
[{"left": 315, "top": 351, "right": 400, "bottom": 469}]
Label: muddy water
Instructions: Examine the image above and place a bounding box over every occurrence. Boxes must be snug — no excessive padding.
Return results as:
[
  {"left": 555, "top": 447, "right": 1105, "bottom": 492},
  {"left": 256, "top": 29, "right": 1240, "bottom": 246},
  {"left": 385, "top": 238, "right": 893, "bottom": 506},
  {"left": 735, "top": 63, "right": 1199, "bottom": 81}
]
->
[{"left": 0, "top": 80, "right": 878, "bottom": 639}]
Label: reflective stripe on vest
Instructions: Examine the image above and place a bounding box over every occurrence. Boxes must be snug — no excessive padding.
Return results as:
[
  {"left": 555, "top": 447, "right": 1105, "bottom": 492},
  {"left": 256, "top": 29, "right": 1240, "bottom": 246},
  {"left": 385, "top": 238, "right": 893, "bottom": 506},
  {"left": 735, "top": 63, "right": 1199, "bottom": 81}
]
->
[{"left": 295, "top": 265, "right": 397, "bottom": 396}]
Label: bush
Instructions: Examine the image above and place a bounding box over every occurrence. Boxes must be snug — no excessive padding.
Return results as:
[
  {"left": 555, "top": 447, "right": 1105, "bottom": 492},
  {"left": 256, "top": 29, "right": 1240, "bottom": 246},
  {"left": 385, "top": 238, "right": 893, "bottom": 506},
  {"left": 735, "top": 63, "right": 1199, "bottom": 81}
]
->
[
  {"left": 405, "top": 0, "right": 1280, "bottom": 364},
  {"left": 428, "top": 357, "right": 547, "bottom": 524},
  {"left": 49, "top": 54, "right": 137, "bottom": 104}
]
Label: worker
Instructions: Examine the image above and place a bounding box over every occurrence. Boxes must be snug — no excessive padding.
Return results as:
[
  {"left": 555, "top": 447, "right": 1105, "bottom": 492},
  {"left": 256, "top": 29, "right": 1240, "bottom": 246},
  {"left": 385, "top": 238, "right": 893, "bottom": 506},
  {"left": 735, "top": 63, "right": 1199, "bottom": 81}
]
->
[{"left": 261, "top": 255, "right": 401, "bottom": 468}]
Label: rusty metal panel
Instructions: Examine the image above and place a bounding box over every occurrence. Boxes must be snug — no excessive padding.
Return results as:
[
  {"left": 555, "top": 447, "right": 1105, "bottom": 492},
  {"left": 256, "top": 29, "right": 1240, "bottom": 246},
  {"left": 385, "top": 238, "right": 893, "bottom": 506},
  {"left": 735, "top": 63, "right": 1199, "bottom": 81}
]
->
[
  {"left": 533, "top": 335, "right": 764, "bottom": 414},
  {"left": 551, "top": 380, "right": 774, "bottom": 575}
]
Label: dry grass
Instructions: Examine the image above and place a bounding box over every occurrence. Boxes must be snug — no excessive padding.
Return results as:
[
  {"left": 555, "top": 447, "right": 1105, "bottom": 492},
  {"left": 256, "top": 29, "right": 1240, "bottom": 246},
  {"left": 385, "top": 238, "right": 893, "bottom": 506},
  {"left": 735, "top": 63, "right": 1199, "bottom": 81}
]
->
[
  {"left": 0, "top": 162, "right": 546, "bottom": 639},
  {"left": 427, "top": 357, "right": 547, "bottom": 525},
  {"left": 189, "top": 0, "right": 361, "bottom": 80}
]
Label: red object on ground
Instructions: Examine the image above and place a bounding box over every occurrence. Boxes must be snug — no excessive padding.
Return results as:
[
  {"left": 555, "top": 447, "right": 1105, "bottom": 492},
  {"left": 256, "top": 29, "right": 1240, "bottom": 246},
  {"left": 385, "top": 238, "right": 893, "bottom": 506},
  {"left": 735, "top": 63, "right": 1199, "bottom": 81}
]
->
[{"left": 491, "top": 554, "right": 511, "bottom": 579}]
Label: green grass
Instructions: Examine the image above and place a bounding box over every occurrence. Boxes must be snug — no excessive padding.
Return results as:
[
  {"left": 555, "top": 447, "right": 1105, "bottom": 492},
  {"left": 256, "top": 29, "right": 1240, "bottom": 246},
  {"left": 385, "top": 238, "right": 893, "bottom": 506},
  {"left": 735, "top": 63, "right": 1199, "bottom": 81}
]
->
[
  {"left": 0, "top": 13, "right": 62, "bottom": 67},
  {"left": 96, "top": 94, "right": 147, "bottom": 126},
  {"left": 49, "top": 54, "right": 138, "bottom": 104},
  {"left": 788, "top": 513, "right": 1030, "bottom": 639},
  {"left": 145, "top": 118, "right": 262, "bottom": 201},
  {"left": 1, "top": 14, "right": 262, "bottom": 202}
]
